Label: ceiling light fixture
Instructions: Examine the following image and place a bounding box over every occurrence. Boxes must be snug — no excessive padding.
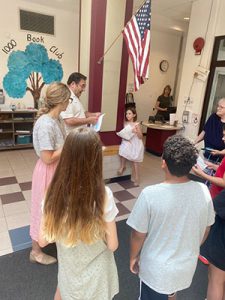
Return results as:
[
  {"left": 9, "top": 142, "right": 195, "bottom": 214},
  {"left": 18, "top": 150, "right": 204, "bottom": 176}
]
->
[
  {"left": 184, "top": 17, "right": 190, "bottom": 20},
  {"left": 170, "top": 26, "right": 183, "bottom": 32}
]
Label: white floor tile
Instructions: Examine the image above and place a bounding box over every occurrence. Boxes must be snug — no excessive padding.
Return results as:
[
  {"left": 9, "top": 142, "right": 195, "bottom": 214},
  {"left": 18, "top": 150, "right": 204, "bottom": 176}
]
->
[
  {"left": 10, "top": 162, "right": 29, "bottom": 171},
  {"left": 122, "top": 199, "right": 137, "bottom": 211},
  {"left": 0, "top": 169, "right": 15, "bottom": 178},
  {"left": 13, "top": 168, "right": 33, "bottom": 176},
  {"left": 6, "top": 212, "right": 30, "bottom": 230},
  {"left": 0, "top": 217, "right": 8, "bottom": 233},
  {"left": 107, "top": 183, "right": 124, "bottom": 192},
  {"left": 0, "top": 204, "right": 4, "bottom": 218},
  {"left": 22, "top": 190, "right": 32, "bottom": 202},
  {"left": 21, "top": 149, "right": 36, "bottom": 156},
  {"left": 3, "top": 201, "right": 29, "bottom": 217},
  {"left": 26, "top": 199, "right": 31, "bottom": 210},
  {"left": 0, "top": 152, "right": 8, "bottom": 159},
  {"left": 126, "top": 186, "right": 142, "bottom": 198},
  {"left": 16, "top": 173, "right": 33, "bottom": 183},
  {"left": 26, "top": 162, "right": 37, "bottom": 170},
  {"left": 0, "top": 231, "right": 12, "bottom": 250},
  {"left": 0, "top": 183, "right": 21, "bottom": 195},
  {"left": 0, "top": 161, "right": 12, "bottom": 171}
]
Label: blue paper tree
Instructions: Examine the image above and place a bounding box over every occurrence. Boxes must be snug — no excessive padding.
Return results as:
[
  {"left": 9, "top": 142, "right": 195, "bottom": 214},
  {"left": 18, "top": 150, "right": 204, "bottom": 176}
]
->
[{"left": 3, "top": 43, "right": 63, "bottom": 108}]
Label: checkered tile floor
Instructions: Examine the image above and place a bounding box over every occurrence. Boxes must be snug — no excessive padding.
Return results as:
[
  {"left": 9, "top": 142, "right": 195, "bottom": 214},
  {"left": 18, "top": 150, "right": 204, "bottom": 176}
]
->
[{"left": 0, "top": 149, "right": 163, "bottom": 256}]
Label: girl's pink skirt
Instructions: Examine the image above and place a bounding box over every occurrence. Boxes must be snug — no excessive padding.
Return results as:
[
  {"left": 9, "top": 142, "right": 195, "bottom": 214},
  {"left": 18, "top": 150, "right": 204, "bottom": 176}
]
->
[{"left": 30, "top": 158, "right": 58, "bottom": 241}]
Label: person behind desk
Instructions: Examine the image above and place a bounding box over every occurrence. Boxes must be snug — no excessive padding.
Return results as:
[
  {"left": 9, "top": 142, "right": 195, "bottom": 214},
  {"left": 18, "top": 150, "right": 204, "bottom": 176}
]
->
[{"left": 155, "top": 85, "right": 173, "bottom": 120}]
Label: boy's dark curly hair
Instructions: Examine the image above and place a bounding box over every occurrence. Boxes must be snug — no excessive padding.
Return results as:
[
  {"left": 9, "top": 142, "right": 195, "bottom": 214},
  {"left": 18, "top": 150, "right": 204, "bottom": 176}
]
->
[{"left": 162, "top": 135, "right": 198, "bottom": 177}]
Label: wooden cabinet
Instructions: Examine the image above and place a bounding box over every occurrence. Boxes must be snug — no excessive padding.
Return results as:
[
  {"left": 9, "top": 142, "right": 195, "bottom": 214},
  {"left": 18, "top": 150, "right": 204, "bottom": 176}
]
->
[{"left": 0, "top": 110, "right": 37, "bottom": 150}]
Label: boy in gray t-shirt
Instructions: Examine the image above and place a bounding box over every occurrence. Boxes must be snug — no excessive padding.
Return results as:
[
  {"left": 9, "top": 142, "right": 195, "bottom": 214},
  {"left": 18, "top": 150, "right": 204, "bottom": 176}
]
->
[{"left": 127, "top": 135, "right": 215, "bottom": 300}]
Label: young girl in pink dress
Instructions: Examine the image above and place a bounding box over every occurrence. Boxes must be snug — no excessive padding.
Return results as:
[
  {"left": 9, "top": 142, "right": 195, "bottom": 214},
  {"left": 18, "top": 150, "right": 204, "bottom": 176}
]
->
[{"left": 118, "top": 107, "right": 144, "bottom": 186}]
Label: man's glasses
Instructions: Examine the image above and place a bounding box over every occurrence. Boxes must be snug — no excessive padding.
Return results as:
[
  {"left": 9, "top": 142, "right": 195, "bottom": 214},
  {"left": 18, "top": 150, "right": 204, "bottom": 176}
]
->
[{"left": 77, "top": 83, "right": 86, "bottom": 89}]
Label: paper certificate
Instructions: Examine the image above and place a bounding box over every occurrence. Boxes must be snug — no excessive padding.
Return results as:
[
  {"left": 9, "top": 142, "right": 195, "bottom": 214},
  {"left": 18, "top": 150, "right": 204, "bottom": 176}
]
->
[
  {"left": 91, "top": 113, "right": 105, "bottom": 132},
  {"left": 197, "top": 156, "right": 207, "bottom": 170}
]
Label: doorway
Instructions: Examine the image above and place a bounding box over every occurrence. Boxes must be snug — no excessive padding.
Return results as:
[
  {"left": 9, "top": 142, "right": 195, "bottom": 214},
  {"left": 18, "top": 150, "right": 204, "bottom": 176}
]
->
[{"left": 200, "top": 36, "right": 225, "bottom": 131}]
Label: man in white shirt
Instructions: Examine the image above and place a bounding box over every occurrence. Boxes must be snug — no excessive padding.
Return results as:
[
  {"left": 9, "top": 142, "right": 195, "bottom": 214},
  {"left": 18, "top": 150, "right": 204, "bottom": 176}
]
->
[
  {"left": 61, "top": 72, "right": 100, "bottom": 134},
  {"left": 127, "top": 135, "right": 215, "bottom": 300}
]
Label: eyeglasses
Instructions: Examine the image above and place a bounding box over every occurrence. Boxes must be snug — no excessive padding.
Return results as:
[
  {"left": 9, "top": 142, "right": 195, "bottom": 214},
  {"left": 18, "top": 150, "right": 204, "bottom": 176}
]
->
[{"left": 217, "top": 105, "right": 225, "bottom": 109}]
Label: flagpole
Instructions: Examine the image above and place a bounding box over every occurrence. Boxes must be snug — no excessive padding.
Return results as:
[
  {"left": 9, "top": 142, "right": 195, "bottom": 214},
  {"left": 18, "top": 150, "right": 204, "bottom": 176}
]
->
[
  {"left": 97, "top": 31, "right": 123, "bottom": 64},
  {"left": 97, "top": 0, "right": 148, "bottom": 64}
]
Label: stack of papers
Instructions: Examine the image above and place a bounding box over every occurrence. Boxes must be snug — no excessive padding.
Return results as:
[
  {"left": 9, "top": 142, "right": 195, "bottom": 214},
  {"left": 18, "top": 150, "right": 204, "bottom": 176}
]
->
[
  {"left": 197, "top": 156, "right": 208, "bottom": 170},
  {"left": 91, "top": 114, "right": 105, "bottom": 132},
  {"left": 116, "top": 124, "right": 135, "bottom": 141}
]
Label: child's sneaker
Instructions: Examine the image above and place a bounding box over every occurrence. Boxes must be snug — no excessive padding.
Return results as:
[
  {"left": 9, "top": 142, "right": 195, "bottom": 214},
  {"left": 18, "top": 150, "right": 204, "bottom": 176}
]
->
[{"left": 198, "top": 255, "right": 209, "bottom": 265}]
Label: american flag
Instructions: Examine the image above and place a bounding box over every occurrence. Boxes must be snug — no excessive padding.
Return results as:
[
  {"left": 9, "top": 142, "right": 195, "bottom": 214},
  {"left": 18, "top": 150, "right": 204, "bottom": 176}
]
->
[{"left": 123, "top": 0, "right": 151, "bottom": 91}]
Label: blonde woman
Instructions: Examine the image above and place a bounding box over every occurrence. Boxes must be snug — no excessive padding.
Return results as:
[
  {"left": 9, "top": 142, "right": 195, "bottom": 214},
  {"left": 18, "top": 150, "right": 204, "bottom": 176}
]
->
[
  {"left": 30, "top": 82, "right": 70, "bottom": 265},
  {"left": 39, "top": 128, "right": 119, "bottom": 300}
]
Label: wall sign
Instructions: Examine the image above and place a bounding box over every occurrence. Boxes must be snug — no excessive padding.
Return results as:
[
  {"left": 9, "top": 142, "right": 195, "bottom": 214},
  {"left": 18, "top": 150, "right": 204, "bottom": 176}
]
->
[{"left": 2, "top": 33, "right": 65, "bottom": 108}]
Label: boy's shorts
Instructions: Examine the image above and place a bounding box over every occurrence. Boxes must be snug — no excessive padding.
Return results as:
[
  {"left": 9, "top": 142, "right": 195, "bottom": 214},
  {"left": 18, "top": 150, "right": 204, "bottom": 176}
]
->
[{"left": 140, "top": 281, "right": 176, "bottom": 300}]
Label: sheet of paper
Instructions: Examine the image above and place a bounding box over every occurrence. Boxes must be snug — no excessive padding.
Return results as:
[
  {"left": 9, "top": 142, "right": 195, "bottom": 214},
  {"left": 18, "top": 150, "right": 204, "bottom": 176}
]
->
[
  {"left": 91, "top": 113, "right": 105, "bottom": 132},
  {"left": 197, "top": 156, "right": 207, "bottom": 170}
]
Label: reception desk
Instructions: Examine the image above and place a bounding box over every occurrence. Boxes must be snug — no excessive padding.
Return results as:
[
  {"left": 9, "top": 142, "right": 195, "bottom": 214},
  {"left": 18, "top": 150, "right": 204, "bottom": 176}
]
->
[{"left": 142, "top": 121, "right": 183, "bottom": 156}]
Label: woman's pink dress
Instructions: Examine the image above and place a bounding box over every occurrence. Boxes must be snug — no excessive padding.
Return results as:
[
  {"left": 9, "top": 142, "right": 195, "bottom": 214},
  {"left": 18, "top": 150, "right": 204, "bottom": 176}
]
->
[
  {"left": 30, "top": 159, "right": 58, "bottom": 241},
  {"left": 30, "top": 115, "right": 66, "bottom": 241}
]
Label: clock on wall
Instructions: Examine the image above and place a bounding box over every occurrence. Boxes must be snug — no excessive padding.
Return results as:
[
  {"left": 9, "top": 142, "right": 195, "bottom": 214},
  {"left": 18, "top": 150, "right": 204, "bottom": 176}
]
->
[{"left": 159, "top": 60, "right": 169, "bottom": 72}]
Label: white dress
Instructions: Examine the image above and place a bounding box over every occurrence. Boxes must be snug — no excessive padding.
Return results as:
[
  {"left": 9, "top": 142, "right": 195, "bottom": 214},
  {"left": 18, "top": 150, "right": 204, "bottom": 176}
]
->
[{"left": 119, "top": 123, "right": 144, "bottom": 162}]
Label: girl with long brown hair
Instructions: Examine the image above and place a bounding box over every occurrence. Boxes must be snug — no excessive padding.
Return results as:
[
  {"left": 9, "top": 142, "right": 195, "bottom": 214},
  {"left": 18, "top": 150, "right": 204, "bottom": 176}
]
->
[
  {"left": 30, "top": 82, "right": 70, "bottom": 265},
  {"left": 39, "top": 128, "right": 119, "bottom": 300}
]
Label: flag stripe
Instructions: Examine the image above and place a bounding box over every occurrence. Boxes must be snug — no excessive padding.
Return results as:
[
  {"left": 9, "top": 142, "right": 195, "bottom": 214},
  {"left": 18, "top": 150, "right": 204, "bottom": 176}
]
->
[
  {"left": 123, "top": 27, "right": 140, "bottom": 90},
  {"left": 122, "top": 0, "right": 151, "bottom": 91},
  {"left": 123, "top": 19, "right": 142, "bottom": 90},
  {"left": 140, "top": 30, "right": 150, "bottom": 77}
]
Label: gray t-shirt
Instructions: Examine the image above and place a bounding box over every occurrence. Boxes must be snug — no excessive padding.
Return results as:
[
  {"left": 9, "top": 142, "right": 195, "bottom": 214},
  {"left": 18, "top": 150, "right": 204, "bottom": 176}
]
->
[
  {"left": 33, "top": 114, "right": 66, "bottom": 157},
  {"left": 127, "top": 181, "right": 215, "bottom": 294}
]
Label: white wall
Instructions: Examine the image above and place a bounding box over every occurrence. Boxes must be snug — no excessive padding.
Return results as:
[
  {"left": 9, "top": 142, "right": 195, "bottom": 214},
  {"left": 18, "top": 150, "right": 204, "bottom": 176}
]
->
[
  {"left": 126, "top": 29, "right": 182, "bottom": 125},
  {"left": 0, "top": 0, "right": 79, "bottom": 109},
  {"left": 101, "top": 0, "right": 126, "bottom": 131},
  {"left": 176, "top": 0, "right": 223, "bottom": 141},
  {"left": 79, "top": 0, "right": 92, "bottom": 111}
]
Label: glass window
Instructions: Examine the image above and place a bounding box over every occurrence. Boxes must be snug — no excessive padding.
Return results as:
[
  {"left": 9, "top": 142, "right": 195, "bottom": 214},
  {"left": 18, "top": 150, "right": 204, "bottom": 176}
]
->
[
  {"left": 206, "top": 67, "right": 225, "bottom": 120},
  {"left": 217, "top": 39, "right": 225, "bottom": 61}
]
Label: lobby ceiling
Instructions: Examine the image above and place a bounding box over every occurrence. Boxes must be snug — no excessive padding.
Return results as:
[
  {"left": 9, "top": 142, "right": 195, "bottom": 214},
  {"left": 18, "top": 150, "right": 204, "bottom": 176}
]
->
[
  {"left": 25, "top": 0, "right": 196, "bottom": 32},
  {"left": 26, "top": 0, "right": 194, "bottom": 20}
]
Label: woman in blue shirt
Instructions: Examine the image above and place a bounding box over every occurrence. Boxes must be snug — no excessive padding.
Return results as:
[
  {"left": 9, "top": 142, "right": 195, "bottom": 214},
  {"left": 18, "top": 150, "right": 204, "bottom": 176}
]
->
[{"left": 195, "top": 98, "right": 225, "bottom": 162}]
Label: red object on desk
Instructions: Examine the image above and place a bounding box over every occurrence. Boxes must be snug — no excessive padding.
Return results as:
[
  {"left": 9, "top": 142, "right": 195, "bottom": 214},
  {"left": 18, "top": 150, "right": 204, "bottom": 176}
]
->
[{"left": 145, "top": 127, "right": 176, "bottom": 156}]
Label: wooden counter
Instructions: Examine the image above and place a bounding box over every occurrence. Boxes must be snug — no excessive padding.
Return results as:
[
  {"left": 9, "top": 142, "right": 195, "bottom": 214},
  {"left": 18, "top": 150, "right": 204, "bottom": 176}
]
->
[
  {"left": 102, "top": 145, "right": 119, "bottom": 156},
  {"left": 142, "top": 121, "right": 183, "bottom": 156}
]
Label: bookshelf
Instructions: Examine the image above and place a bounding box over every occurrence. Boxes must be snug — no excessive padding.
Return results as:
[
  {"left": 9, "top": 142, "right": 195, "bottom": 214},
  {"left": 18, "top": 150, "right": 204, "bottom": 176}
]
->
[{"left": 0, "top": 110, "right": 37, "bottom": 150}]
